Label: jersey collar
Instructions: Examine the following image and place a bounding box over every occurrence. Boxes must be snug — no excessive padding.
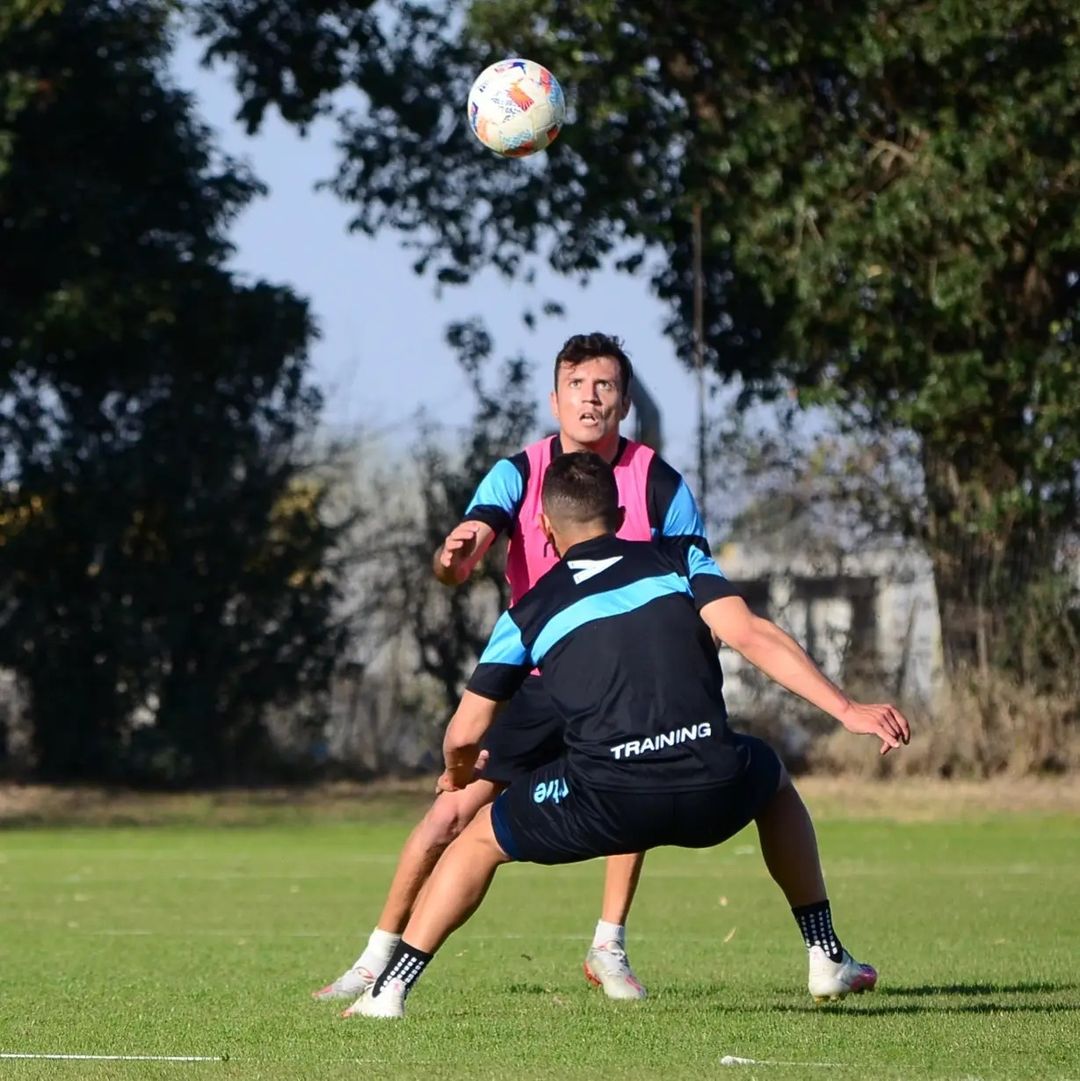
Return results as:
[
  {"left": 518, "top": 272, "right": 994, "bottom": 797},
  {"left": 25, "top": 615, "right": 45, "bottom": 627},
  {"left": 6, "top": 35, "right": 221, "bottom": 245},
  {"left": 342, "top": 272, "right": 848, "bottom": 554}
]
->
[
  {"left": 561, "top": 533, "right": 622, "bottom": 561},
  {"left": 551, "top": 435, "right": 628, "bottom": 467}
]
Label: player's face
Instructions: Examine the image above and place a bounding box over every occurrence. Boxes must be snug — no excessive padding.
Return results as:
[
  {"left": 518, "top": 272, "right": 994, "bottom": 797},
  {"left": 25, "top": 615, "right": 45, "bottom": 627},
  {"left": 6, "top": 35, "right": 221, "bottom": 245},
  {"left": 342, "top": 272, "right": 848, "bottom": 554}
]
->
[{"left": 550, "top": 356, "right": 631, "bottom": 453}]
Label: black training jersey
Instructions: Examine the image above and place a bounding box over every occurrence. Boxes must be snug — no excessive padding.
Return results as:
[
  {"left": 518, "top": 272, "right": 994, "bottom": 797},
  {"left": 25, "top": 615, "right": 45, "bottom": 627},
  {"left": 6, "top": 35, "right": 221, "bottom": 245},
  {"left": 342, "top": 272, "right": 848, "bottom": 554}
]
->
[{"left": 467, "top": 535, "right": 744, "bottom": 792}]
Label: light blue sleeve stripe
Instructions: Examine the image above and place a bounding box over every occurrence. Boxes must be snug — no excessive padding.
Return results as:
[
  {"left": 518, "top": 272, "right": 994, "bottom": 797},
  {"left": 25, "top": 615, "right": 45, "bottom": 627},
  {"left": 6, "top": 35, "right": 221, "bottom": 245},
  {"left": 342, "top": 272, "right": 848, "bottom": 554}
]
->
[
  {"left": 662, "top": 479, "right": 706, "bottom": 538},
  {"left": 465, "top": 458, "right": 524, "bottom": 517},
  {"left": 478, "top": 610, "right": 529, "bottom": 667},
  {"left": 687, "top": 544, "right": 726, "bottom": 580},
  {"left": 532, "top": 572, "right": 690, "bottom": 664}
]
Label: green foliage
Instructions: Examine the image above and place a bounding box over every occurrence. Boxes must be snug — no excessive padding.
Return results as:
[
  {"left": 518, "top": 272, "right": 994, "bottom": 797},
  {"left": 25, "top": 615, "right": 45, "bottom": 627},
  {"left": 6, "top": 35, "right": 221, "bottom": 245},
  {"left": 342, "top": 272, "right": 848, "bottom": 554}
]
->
[
  {"left": 0, "top": 0, "right": 63, "bottom": 176},
  {"left": 388, "top": 322, "right": 537, "bottom": 714},
  {"left": 192, "top": 0, "right": 1080, "bottom": 675},
  {"left": 0, "top": 1, "right": 345, "bottom": 783},
  {"left": 187, "top": 0, "right": 382, "bottom": 132}
]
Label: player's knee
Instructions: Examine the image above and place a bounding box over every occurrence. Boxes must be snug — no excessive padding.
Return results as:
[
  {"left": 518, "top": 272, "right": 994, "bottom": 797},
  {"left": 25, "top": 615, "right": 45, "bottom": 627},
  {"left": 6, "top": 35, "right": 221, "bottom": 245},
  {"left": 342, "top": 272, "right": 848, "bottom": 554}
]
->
[{"left": 422, "top": 792, "right": 478, "bottom": 846}]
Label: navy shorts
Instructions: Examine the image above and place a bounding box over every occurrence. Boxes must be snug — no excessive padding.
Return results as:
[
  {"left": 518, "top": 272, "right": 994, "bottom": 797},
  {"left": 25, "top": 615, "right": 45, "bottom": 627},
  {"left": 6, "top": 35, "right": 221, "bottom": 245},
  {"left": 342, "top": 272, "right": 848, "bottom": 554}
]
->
[
  {"left": 479, "top": 676, "right": 564, "bottom": 784},
  {"left": 490, "top": 735, "right": 783, "bottom": 865}
]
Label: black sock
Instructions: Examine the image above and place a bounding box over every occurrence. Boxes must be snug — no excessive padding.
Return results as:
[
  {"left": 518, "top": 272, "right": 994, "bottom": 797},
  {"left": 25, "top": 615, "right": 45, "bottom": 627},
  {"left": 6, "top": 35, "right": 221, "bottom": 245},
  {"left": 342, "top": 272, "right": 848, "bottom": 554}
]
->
[
  {"left": 792, "top": 900, "right": 844, "bottom": 962},
  {"left": 371, "top": 940, "right": 433, "bottom": 998}
]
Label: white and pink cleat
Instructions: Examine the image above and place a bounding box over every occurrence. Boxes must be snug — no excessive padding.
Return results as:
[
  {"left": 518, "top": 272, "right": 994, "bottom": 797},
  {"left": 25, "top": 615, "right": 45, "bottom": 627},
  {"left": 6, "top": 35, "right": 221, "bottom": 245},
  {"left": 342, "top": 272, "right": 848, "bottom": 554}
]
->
[{"left": 807, "top": 946, "right": 878, "bottom": 1002}]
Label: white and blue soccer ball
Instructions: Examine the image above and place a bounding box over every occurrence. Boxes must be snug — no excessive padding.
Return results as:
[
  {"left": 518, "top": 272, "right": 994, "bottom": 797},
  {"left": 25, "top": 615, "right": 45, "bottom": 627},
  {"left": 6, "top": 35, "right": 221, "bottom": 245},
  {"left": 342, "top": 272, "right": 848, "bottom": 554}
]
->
[{"left": 467, "top": 58, "right": 566, "bottom": 158}]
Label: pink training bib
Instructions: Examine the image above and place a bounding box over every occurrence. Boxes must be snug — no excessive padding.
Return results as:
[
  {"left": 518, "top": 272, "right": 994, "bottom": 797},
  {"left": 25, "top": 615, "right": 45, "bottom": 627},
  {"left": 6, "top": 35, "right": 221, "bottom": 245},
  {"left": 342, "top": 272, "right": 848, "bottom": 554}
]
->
[{"left": 505, "top": 437, "right": 656, "bottom": 605}]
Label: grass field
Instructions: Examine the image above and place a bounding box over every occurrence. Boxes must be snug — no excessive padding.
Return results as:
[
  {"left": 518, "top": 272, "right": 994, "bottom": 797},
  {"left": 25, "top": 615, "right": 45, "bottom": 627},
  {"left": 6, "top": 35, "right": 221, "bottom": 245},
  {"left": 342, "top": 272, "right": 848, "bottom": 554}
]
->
[{"left": 1, "top": 782, "right": 1078, "bottom": 1081}]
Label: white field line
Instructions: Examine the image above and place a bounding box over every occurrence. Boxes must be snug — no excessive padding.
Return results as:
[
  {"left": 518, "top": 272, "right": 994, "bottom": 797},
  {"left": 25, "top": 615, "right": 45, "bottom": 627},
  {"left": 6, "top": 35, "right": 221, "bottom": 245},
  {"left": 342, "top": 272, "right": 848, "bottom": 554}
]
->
[
  {"left": 721, "top": 1055, "right": 840, "bottom": 1068},
  {"left": 38, "top": 928, "right": 744, "bottom": 942},
  {"left": 88, "top": 928, "right": 332, "bottom": 937},
  {"left": 80, "top": 929, "right": 592, "bottom": 938},
  {"left": 2, "top": 863, "right": 1067, "bottom": 887},
  {"left": 720, "top": 1057, "right": 964, "bottom": 1072},
  {"left": 84, "top": 929, "right": 741, "bottom": 939},
  {"left": 0, "top": 1052, "right": 224, "bottom": 1062}
]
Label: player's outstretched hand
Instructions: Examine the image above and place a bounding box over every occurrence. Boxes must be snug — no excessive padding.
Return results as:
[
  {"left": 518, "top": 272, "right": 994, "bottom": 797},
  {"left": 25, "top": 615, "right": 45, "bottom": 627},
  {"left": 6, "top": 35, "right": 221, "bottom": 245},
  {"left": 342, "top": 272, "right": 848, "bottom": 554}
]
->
[
  {"left": 438, "top": 523, "right": 481, "bottom": 579},
  {"left": 837, "top": 702, "right": 911, "bottom": 756},
  {"left": 436, "top": 749, "right": 489, "bottom": 793}
]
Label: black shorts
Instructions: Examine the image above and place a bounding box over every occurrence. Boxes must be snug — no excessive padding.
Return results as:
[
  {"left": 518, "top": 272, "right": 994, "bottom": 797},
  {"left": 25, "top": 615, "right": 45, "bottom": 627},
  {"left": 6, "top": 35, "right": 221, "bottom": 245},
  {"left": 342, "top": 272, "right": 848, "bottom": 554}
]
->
[
  {"left": 479, "top": 676, "right": 564, "bottom": 783},
  {"left": 490, "top": 734, "right": 783, "bottom": 865}
]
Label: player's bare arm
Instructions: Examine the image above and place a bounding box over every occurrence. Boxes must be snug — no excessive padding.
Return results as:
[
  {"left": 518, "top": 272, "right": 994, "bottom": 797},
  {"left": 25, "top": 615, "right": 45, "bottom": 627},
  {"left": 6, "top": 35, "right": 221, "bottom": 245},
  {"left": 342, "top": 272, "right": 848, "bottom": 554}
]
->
[
  {"left": 700, "top": 596, "right": 911, "bottom": 756},
  {"left": 437, "top": 691, "right": 503, "bottom": 792},
  {"left": 432, "top": 520, "right": 497, "bottom": 586}
]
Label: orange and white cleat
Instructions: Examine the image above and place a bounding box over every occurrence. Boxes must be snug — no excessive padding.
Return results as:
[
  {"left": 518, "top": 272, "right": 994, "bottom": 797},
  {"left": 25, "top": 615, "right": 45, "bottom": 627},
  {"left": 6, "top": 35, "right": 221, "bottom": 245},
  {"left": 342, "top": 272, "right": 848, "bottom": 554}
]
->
[
  {"left": 807, "top": 946, "right": 877, "bottom": 1002},
  {"left": 583, "top": 941, "right": 648, "bottom": 1001},
  {"left": 312, "top": 962, "right": 379, "bottom": 1002}
]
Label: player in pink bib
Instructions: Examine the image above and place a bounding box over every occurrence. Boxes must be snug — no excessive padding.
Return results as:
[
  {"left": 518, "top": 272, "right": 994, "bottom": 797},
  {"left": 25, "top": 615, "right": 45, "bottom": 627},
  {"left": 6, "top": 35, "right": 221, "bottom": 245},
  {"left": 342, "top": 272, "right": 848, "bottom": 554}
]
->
[
  {"left": 469, "top": 430, "right": 701, "bottom": 605},
  {"left": 315, "top": 333, "right": 708, "bottom": 1007}
]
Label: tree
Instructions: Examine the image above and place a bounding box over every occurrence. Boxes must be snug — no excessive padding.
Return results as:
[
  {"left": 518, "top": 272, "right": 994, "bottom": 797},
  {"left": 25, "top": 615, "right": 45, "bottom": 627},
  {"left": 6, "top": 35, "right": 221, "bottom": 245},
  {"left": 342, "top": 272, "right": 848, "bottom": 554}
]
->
[
  {"left": 0, "top": 0, "right": 345, "bottom": 782},
  {"left": 192, "top": 0, "right": 1080, "bottom": 678},
  {"left": 385, "top": 320, "right": 537, "bottom": 716}
]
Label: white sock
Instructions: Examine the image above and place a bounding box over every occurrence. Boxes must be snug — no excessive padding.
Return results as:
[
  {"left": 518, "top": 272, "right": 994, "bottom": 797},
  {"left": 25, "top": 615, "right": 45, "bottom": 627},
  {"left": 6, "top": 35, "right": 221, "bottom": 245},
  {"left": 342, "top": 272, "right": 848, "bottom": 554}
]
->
[
  {"left": 592, "top": 920, "right": 626, "bottom": 949},
  {"left": 356, "top": 928, "right": 401, "bottom": 970}
]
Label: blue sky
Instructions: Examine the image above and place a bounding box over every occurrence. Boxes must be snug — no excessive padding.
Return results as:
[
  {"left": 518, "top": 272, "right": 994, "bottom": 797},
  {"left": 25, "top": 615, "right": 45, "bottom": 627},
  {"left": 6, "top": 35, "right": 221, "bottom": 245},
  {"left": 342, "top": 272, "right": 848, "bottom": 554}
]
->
[{"left": 169, "top": 34, "right": 707, "bottom": 473}]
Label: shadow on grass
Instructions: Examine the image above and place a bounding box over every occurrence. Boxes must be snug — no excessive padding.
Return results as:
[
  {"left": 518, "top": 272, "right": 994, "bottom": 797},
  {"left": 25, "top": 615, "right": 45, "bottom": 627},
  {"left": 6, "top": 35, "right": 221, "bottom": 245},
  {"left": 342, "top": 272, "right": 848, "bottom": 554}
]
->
[
  {"left": 643, "top": 997, "right": 1080, "bottom": 1017},
  {"left": 881, "top": 981, "right": 1079, "bottom": 996},
  {"left": 582, "top": 979, "right": 1080, "bottom": 1016},
  {"left": 799, "top": 1001, "right": 1080, "bottom": 1016}
]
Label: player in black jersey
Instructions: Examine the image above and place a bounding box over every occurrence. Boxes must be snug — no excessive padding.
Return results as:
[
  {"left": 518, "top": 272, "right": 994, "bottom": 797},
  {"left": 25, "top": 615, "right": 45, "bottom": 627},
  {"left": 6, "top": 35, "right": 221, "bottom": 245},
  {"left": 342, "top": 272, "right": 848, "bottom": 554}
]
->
[{"left": 347, "top": 453, "right": 911, "bottom": 1020}]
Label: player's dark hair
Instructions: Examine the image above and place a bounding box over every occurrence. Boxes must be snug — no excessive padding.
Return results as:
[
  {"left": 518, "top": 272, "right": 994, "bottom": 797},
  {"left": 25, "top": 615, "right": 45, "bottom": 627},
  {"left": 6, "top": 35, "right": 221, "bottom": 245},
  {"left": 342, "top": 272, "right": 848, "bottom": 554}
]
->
[
  {"left": 554, "top": 333, "right": 633, "bottom": 399},
  {"left": 542, "top": 451, "right": 620, "bottom": 532}
]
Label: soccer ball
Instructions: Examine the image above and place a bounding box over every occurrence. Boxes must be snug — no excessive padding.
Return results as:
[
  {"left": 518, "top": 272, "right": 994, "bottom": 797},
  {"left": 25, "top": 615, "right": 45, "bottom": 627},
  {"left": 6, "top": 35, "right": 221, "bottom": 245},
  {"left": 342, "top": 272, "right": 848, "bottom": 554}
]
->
[{"left": 467, "top": 58, "right": 566, "bottom": 158}]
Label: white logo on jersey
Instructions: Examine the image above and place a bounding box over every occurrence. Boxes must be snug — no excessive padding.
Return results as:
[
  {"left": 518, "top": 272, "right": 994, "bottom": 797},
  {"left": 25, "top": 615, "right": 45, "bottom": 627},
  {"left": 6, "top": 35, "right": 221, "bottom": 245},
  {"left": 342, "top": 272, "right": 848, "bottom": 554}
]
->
[
  {"left": 609, "top": 723, "right": 713, "bottom": 760},
  {"left": 568, "top": 556, "right": 623, "bottom": 585}
]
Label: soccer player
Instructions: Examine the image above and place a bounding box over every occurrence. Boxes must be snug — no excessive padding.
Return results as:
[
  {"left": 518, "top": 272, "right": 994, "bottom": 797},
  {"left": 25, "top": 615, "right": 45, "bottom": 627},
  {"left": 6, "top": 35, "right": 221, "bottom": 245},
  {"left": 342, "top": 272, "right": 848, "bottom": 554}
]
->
[
  {"left": 346, "top": 451, "right": 910, "bottom": 1020},
  {"left": 314, "top": 333, "right": 707, "bottom": 1003}
]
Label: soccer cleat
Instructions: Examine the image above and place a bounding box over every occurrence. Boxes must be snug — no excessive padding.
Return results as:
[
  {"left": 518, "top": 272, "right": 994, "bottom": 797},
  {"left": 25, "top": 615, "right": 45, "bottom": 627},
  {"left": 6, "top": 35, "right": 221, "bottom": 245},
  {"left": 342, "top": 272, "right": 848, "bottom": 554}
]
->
[
  {"left": 807, "top": 945, "right": 878, "bottom": 1002},
  {"left": 583, "top": 941, "right": 648, "bottom": 1001},
  {"left": 341, "top": 978, "right": 407, "bottom": 1020},
  {"left": 312, "top": 961, "right": 380, "bottom": 1001}
]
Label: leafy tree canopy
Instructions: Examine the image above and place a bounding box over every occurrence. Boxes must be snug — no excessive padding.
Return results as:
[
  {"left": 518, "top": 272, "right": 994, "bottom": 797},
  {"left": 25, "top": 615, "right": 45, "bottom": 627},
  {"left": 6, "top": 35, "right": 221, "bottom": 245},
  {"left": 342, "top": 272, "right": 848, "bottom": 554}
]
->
[
  {"left": 0, "top": 0, "right": 345, "bottom": 782},
  {"left": 192, "top": 0, "right": 1080, "bottom": 672}
]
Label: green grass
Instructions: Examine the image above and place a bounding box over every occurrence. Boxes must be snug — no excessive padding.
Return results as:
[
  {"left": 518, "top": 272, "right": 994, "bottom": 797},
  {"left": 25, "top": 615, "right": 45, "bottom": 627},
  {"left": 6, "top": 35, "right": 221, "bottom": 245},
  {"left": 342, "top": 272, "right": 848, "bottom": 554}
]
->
[{"left": 1, "top": 793, "right": 1078, "bottom": 1080}]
